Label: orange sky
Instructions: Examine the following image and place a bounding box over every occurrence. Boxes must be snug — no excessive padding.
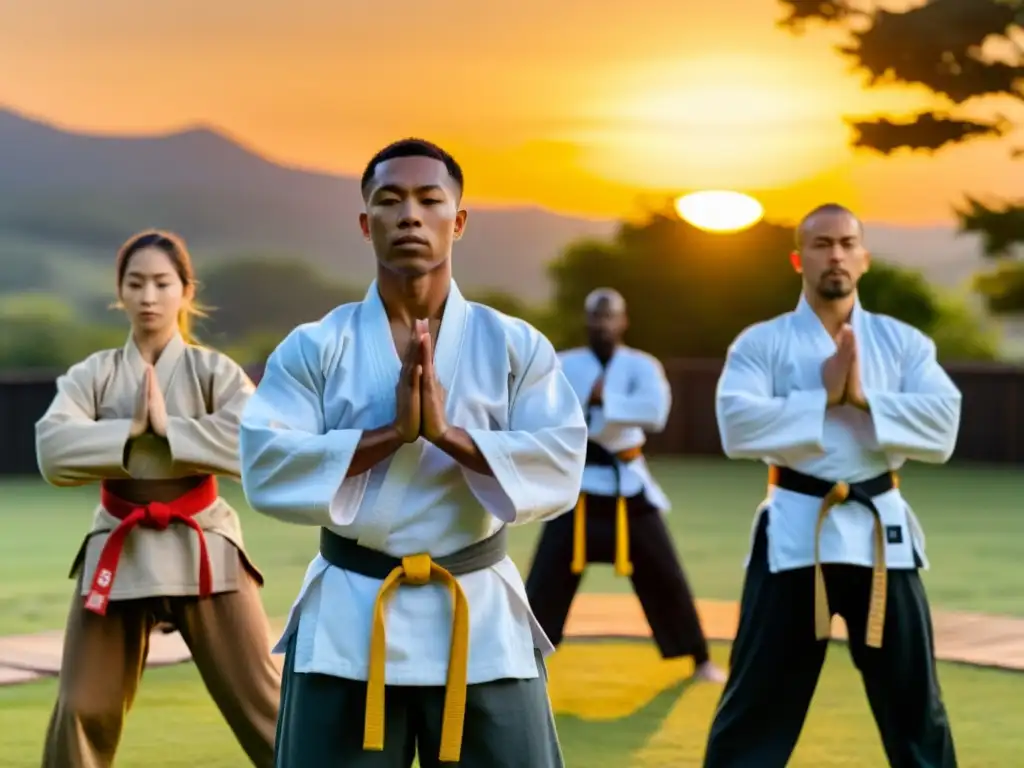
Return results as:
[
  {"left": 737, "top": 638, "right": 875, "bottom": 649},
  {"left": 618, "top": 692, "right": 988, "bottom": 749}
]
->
[{"left": 0, "top": 0, "right": 1020, "bottom": 224}]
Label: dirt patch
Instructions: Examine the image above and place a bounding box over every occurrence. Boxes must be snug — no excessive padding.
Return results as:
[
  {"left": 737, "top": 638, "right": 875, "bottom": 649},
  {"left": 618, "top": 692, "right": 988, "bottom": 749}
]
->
[{"left": 1, "top": 595, "right": 1021, "bottom": 686}]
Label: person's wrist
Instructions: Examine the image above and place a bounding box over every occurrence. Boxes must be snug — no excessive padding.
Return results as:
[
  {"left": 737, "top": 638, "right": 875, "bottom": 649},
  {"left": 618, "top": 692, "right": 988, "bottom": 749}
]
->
[
  {"left": 426, "top": 421, "right": 451, "bottom": 445},
  {"left": 388, "top": 421, "right": 415, "bottom": 444}
]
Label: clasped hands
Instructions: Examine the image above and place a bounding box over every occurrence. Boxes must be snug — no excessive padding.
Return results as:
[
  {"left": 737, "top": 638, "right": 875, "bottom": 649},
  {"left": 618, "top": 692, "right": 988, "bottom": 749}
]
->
[
  {"left": 822, "top": 323, "right": 868, "bottom": 409},
  {"left": 393, "top": 319, "right": 450, "bottom": 444},
  {"left": 129, "top": 364, "right": 168, "bottom": 438}
]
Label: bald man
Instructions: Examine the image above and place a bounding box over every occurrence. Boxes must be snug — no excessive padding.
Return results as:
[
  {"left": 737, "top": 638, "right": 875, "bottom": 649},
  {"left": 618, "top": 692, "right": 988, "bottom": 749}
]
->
[
  {"left": 702, "top": 204, "right": 960, "bottom": 767},
  {"left": 524, "top": 289, "right": 725, "bottom": 681}
]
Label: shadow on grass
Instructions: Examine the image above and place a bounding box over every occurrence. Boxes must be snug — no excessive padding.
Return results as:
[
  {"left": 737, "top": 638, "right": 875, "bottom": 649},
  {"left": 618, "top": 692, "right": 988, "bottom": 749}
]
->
[{"left": 554, "top": 675, "right": 697, "bottom": 765}]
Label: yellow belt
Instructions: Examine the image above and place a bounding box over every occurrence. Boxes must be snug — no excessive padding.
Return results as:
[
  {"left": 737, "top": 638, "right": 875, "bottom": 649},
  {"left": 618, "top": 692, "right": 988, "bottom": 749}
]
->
[
  {"left": 769, "top": 466, "right": 898, "bottom": 649},
  {"left": 364, "top": 553, "right": 470, "bottom": 763},
  {"left": 571, "top": 445, "right": 643, "bottom": 578}
]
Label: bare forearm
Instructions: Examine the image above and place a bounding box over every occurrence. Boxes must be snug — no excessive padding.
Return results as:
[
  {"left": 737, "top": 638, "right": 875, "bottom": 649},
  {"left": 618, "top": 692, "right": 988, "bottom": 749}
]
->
[
  {"left": 345, "top": 425, "right": 407, "bottom": 477},
  {"left": 433, "top": 427, "right": 494, "bottom": 476}
]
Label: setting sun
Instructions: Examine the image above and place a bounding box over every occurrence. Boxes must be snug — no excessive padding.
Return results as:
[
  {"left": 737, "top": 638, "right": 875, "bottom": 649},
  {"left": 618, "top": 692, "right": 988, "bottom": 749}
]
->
[
  {"left": 674, "top": 190, "right": 764, "bottom": 233},
  {"left": 575, "top": 54, "right": 860, "bottom": 194}
]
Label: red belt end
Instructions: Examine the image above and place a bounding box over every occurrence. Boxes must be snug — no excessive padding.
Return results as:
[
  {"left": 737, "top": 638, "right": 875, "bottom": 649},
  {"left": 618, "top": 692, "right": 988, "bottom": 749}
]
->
[{"left": 84, "top": 591, "right": 109, "bottom": 616}]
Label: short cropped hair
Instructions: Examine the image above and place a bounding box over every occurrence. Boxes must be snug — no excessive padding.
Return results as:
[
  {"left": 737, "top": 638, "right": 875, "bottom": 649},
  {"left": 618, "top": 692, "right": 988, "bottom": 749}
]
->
[{"left": 360, "top": 138, "right": 464, "bottom": 200}]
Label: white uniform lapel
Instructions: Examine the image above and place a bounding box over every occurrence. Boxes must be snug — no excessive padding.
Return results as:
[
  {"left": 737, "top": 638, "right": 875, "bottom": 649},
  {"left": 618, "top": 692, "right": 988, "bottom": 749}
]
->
[
  {"left": 359, "top": 279, "right": 468, "bottom": 402},
  {"left": 560, "top": 352, "right": 601, "bottom": 408},
  {"left": 123, "top": 332, "right": 186, "bottom": 392},
  {"left": 587, "top": 347, "right": 621, "bottom": 426},
  {"left": 352, "top": 279, "right": 470, "bottom": 552},
  {"left": 793, "top": 292, "right": 865, "bottom": 342},
  {"left": 360, "top": 281, "right": 403, "bottom": 395},
  {"left": 848, "top": 296, "right": 875, "bottom": 387},
  {"left": 792, "top": 291, "right": 876, "bottom": 397},
  {"left": 600, "top": 347, "right": 628, "bottom": 392},
  {"left": 434, "top": 280, "right": 468, "bottom": 403},
  {"left": 793, "top": 293, "right": 839, "bottom": 353}
]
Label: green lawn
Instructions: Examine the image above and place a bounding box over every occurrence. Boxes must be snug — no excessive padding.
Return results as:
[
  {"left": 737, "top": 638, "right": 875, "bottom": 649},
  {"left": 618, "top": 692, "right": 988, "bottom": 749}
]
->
[
  {"left": 2, "top": 457, "right": 1022, "bottom": 636},
  {"left": 2, "top": 642, "right": 1022, "bottom": 767},
  {"left": 2, "top": 457, "right": 1023, "bottom": 767}
]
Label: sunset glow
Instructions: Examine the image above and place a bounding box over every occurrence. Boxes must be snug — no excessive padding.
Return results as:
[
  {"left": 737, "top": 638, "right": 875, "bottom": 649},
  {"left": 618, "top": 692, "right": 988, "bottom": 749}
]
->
[
  {"left": 0, "top": 1, "right": 1014, "bottom": 224},
  {"left": 576, "top": 54, "right": 856, "bottom": 194},
  {"left": 674, "top": 191, "right": 765, "bottom": 233}
]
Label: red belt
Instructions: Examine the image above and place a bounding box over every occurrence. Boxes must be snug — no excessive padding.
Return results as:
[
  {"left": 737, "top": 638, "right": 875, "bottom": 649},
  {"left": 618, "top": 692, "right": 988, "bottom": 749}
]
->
[{"left": 85, "top": 476, "right": 218, "bottom": 615}]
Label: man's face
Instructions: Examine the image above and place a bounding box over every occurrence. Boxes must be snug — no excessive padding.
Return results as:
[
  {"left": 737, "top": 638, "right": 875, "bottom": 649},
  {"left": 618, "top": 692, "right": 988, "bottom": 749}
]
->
[
  {"left": 586, "top": 300, "right": 627, "bottom": 347},
  {"left": 795, "top": 211, "right": 870, "bottom": 300},
  {"left": 359, "top": 156, "right": 467, "bottom": 276}
]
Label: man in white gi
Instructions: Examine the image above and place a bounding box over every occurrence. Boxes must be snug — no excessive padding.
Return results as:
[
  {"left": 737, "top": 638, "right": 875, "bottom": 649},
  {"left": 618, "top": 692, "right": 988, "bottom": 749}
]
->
[
  {"left": 525, "top": 288, "right": 724, "bottom": 682},
  {"left": 238, "top": 138, "right": 587, "bottom": 767},
  {"left": 702, "top": 203, "right": 961, "bottom": 767}
]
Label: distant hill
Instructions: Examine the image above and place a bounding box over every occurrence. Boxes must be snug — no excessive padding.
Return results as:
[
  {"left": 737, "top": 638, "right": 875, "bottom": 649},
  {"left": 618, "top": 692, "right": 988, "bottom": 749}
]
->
[
  {"left": 0, "top": 107, "right": 615, "bottom": 302},
  {"left": 0, "top": 105, "right": 996, "bottom": 304}
]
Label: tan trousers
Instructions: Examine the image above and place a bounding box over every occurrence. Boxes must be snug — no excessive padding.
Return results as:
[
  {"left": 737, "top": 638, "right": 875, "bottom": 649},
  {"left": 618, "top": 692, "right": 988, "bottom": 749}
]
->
[{"left": 41, "top": 565, "right": 280, "bottom": 768}]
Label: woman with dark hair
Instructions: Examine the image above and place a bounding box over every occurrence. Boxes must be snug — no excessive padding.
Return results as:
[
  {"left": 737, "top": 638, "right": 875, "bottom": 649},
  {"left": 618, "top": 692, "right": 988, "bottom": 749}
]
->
[{"left": 35, "top": 230, "right": 280, "bottom": 767}]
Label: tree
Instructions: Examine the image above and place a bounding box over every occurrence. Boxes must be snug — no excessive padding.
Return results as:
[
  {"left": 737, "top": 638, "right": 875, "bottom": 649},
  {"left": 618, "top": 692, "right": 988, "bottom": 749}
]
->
[
  {"left": 546, "top": 205, "right": 999, "bottom": 361},
  {"left": 777, "top": 0, "right": 1024, "bottom": 312},
  {"left": 0, "top": 293, "right": 124, "bottom": 369},
  {"left": 196, "top": 254, "right": 364, "bottom": 349}
]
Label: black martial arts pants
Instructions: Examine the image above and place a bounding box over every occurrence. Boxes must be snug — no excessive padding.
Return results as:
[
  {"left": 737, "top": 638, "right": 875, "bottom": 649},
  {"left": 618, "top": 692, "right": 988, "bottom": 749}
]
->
[
  {"left": 702, "top": 515, "right": 957, "bottom": 768},
  {"left": 525, "top": 491, "right": 710, "bottom": 663}
]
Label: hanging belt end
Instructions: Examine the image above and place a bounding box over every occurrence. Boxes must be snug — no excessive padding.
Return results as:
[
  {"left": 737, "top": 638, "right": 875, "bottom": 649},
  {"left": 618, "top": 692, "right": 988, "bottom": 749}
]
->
[
  {"left": 362, "top": 706, "right": 386, "bottom": 752},
  {"left": 84, "top": 591, "right": 109, "bottom": 616},
  {"left": 571, "top": 495, "right": 587, "bottom": 575},
  {"left": 813, "top": 564, "right": 832, "bottom": 642}
]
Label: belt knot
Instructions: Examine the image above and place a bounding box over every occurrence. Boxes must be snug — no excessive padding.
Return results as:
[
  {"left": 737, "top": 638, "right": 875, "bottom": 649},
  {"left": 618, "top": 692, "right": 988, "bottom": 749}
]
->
[
  {"left": 400, "top": 553, "right": 433, "bottom": 585},
  {"left": 142, "top": 501, "right": 173, "bottom": 530}
]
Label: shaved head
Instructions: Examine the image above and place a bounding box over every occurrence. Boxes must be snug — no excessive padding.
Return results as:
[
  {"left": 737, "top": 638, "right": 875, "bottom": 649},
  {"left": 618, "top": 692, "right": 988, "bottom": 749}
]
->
[
  {"left": 584, "top": 288, "right": 626, "bottom": 315},
  {"left": 795, "top": 203, "right": 863, "bottom": 250},
  {"left": 584, "top": 287, "right": 628, "bottom": 354}
]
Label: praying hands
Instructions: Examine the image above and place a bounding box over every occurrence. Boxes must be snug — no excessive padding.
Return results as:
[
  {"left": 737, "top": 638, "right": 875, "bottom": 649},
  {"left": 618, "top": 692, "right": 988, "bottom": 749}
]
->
[
  {"left": 393, "top": 319, "right": 449, "bottom": 444},
  {"left": 820, "top": 324, "right": 868, "bottom": 410},
  {"left": 128, "top": 364, "right": 169, "bottom": 438}
]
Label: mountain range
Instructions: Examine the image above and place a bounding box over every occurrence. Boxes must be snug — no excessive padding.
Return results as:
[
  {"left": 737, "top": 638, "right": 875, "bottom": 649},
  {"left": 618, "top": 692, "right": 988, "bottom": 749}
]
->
[{"left": 0, "top": 106, "right": 994, "bottom": 304}]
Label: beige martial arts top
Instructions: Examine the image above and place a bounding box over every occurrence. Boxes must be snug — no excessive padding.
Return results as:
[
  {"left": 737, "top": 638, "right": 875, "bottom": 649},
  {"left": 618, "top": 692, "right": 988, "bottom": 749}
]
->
[{"left": 35, "top": 332, "right": 262, "bottom": 600}]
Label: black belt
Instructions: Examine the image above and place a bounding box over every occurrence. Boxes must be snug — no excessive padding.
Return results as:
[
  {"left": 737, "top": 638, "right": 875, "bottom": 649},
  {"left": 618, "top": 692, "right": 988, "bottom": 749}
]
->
[
  {"left": 769, "top": 465, "right": 895, "bottom": 502},
  {"left": 586, "top": 441, "right": 617, "bottom": 466},
  {"left": 319, "top": 527, "right": 508, "bottom": 578},
  {"left": 768, "top": 465, "right": 898, "bottom": 649}
]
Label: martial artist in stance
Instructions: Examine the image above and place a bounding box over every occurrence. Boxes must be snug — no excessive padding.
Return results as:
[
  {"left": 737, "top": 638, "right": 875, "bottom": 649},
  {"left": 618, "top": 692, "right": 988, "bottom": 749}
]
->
[
  {"left": 702, "top": 204, "right": 961, "bottom": 767},
  {"left": 239, "top": 138, "right": 587, "bottom": 767},
  {"left": 525, "top": 288, "right": 725, "bottom": 682},
  {"left": 35, "top": 230, "right": 280, "bottom": 768}
]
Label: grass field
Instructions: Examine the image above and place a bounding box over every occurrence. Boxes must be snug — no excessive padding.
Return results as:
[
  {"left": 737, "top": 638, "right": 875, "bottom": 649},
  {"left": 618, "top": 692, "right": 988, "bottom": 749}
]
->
[
  {"left": 2, "top": 457, "right": 1022, "bottom": 636},
  {"left": 2, "top": 641, "right": 1023, "bottom": 767},
  {"left": 2, "top": 457, "right": 1023, "bottom": 766}
]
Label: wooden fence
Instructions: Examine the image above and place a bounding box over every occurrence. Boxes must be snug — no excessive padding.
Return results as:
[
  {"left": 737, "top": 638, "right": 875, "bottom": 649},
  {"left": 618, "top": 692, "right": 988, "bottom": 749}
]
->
[{"left": 2, "top": 359, "right": 1022, "bottom": 476}]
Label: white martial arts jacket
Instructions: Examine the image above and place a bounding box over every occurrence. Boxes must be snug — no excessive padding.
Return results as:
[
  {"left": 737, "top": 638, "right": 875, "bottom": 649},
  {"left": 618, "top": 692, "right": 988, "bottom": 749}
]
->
[
  {"left": 558, "top": 345, "right": 672, "bottom": 511},
  {"left": 239, "top": 280, "right": 587, "bottom": 685},
  {"left": 715, "top": 294, "right": 962, "bottom": 574}
]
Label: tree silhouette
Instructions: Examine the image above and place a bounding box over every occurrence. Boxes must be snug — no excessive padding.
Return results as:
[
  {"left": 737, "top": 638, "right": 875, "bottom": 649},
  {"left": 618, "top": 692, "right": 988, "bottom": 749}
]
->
[
  {"left": 546, "top": 204, "right": 998, "bottom": 360},
  {"left": 777, "top": 0, "right": 1024, "bottom": 312},
  {"left": 196, "top": 255, "right": 364, "bottom": 345}
]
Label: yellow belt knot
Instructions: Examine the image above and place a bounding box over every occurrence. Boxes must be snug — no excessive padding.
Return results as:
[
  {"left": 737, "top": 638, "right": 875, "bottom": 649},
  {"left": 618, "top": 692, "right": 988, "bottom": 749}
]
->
[
  {"left": 364, "top": 552, "right": 471, "bottom": 763},
  {"left": 401, "top": 553, "right": 432, "bottom": 584}
]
